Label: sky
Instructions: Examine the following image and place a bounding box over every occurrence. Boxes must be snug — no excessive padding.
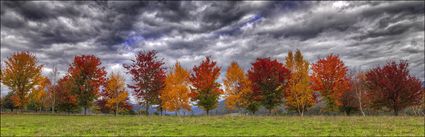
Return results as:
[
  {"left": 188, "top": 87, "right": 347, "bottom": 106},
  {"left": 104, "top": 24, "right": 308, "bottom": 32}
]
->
[{"left": 1, "top": 1, "right": 424, "bottom": 97}]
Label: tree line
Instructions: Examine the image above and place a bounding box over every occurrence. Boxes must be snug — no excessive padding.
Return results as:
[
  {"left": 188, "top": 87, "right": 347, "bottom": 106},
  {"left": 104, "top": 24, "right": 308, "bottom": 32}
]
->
[{"left": 0, "top": 50, "right": 424, "bottom": 116}]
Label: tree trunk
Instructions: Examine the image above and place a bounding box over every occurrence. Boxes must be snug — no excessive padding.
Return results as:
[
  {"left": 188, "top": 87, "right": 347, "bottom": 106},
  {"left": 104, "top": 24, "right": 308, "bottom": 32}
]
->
[
  {"left": 145, "top": 102, "right": 149, "bottom": 116},
  {"left": 359, "top": 105, "right": 365, "bottom": 116},
  {"left": 84, "top": 107, "right": 87, "bottom": 115},
  {"left": 394, "top": 107, "right": 399, "bottom": 116},
  {"left": 20, "top": 106, "right": 24, "bottom": 113},
  {"left": 52, "top": 95, "right": 56, "bottom": 113},
  {"left": 206, "top": 109, "right": 209, "bottom": 116},
  {"left": 301, "top": 110, "right": 304, "bottom": 117},
  {"left": 346, "top": 109, "right": 351, "bottom": 116},
  {"left": 356, "top": 88, "right": 365, "bottom": 116},
  {"left": 115, "top": 102, "right": 119, "bottom": 116},
  {"left": 268, "top": 109, "right": 272, "bottom": 115}
]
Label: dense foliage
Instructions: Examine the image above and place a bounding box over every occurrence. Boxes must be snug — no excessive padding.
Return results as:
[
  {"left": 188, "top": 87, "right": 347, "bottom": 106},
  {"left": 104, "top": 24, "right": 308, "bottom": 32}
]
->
[
  {"left": 364, "top": 60, "right": 424, "bottom": 115},
  {"left": 123, "top": 50, "right": 166, "bottom": 115},
  {"left": 311, "top": 54, "right": 350, "bottom": 111},
  {"left": 190, "top": 57, "right": 223, "bottom": 115},
  {"left": 1, "top": 51, "right": 423, "bottom": 116},
  {"left": 248, "top": 58, "right": 290, "bottom": 114},
  {"left": 67, "top": 55, "right": 107, "bottom": 115}
]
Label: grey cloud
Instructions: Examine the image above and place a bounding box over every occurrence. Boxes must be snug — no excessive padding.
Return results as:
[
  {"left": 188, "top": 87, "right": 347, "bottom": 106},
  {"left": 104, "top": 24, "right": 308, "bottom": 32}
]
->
[{"left": 0, "top": 1, "right": 424, "bottom": 97}]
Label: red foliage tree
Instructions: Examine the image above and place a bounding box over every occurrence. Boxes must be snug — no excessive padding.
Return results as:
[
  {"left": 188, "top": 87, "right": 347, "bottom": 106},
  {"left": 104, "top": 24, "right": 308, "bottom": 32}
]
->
[
  {"left": 340, "top": 87, "right": 359, "bottom": 116},
  {"left": 248, "top": 58, "right": 290, "bottom": 114},
  {"left": 55, "top": 76, "right": 78, "bottom": 113},
  {"left": 365, "top": 60, "right": 424, "bottom": 115},
  {"left": 311, "top": 54, "right": 350, "bottom": 111},
  {"left": 123, "top": 50, "right": 166, "bottom": 115},
  {"left": 67, "top": 55, "right": 106, "bottom": 115},
  {"left": 190, "top": 57, "right": 222, "bottom": 115}
]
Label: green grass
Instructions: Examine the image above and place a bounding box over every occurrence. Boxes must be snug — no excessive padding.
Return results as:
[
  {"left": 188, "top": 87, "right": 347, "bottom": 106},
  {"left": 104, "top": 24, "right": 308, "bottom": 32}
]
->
[{"left": 1, "top": 114, "right": 423, "bottom": 136}]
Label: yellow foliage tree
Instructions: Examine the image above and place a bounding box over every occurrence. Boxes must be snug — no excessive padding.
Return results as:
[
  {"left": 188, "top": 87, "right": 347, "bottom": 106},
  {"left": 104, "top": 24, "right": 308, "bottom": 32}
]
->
[
  {"left": 103, "top": 72, "right": 129, "bottom": 116},
  {"left": 160, "top": 62, "right": 192, "bottom": 114},
  {"left": 224, "top": 62, "right": 253, "bottom": 112},
  {"left": 29, "top": 76, "right": 51, "bottom": 112},
  {"left": 284, "top": 49, "right": 316, "bottom": 116},
  {"left": 2, "top": 51, "right": 43, "bottom": 111}
]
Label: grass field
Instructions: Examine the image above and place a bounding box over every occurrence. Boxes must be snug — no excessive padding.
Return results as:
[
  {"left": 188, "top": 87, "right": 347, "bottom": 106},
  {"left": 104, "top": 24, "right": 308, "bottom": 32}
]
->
[{"left": 1, "top": 114, "right": 424, "bottom": 136}]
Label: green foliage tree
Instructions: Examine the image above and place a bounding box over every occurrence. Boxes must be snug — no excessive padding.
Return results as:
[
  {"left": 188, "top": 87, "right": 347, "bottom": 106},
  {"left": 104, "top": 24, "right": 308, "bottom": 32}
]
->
[{"left": 2, "top": 92, "right": 17, "bottom": 112}]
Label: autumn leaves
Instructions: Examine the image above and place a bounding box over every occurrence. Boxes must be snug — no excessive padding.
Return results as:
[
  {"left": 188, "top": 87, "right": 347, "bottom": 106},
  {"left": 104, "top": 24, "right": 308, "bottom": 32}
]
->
[
  {"left": 284, "top": 50, "right": 315, "bottom": 116},
  {"left": 2, "top": 52, "right": 43, "bottom": 111},
  {"left": 1, "top": 50, "right": 423, "bottom": 116},
  {"left": 123, "top": 50, "right": 166, "bottom": 115},
  {"left": 223, "top": 51, "right": 350, "bottom": 115}
]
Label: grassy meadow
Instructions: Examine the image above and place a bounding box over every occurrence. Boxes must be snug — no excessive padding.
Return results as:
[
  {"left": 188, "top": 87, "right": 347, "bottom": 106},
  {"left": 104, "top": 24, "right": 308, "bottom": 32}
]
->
[{"left": 0, "top": 114, "right": 424, "bottom": 136}]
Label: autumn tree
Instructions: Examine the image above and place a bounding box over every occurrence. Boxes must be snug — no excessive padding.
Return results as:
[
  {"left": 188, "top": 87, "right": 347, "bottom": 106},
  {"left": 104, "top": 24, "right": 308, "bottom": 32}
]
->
[
  {"left": 340, "top": 87, "right": 359, "bottom": 116},
  {"left": 101, "top": 72, "right": 130, "bottom": 116},
  {"left": 67, "top": 55, "right": 106, "bottom": 115},
  {"left": 96, "top": 98, "right": 132, "bottom": 114},
  {"left": 2, "top": 51, "right": 43, "bottom": 111},
  {"left": 49, "top": 66, "right": 59, "bottom": 113},
  {"left": 349, "top": 69, "right": 369, "bottom": 116},
  {"left": 190, "top": 57, "right": 223, "bottom": 115},
  {"left": 123, "top": 50, "right": 166, "bottom": 115},
  {"left": 311, "top": 54, "right": 350, "bottom": 112},
  {"left": 248, "top": 58, "right": 290, "bottom": 114},
  {"left": 160, "top": 62, "right": 192, "bottom": 115},
  {"left": 365, "top": 60, "right": 424, "bottom": 116},
  {"left": 284, "top": 50, "right": 316, "bottom": 116},
  {"left": 55, "top": 76, "right": 78, "bottom": 113},
  {"left": 28, "top": 76, "right": 51, "bottom": 112},
  {"left": 223, "top": 62, "right": 256, "bottom": 113},
  {"left": 2, "top": 92, "right": 17, "bottom": 112}
]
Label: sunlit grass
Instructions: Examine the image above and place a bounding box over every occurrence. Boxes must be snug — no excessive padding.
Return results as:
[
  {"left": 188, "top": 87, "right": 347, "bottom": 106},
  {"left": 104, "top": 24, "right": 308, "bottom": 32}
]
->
[{"left": 1, "top": 114, "right": 423, "bottom": 136}]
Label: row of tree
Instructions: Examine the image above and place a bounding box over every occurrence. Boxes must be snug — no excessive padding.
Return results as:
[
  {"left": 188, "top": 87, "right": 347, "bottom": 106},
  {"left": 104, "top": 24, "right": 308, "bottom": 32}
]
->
[{"left": 0, "top": 50, "right": 423, "bottom": 116}]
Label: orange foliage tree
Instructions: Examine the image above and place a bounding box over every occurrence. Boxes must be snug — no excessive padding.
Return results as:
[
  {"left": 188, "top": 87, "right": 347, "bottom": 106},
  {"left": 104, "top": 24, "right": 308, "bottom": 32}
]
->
[
  {"left": 29, "top": 76, "right": 51, "bottom": 112},
  {"left": 223, "top": 62, "right": 255, "bottom": 113},
  {"left": 101, "top": 72, "right": 130, "bottom": 116},
  {"left": 190, "top": 57, "right": 223, "bottom": 115},
  {"left": 2, "top": 51, "right": 43, "bottom": 111},
  {"left": 311, "top": 54, "right": 350, "bottom": 112},
  {"left": 284, "top": 50, "right": 316, "bottom": 116},
  {"left": 67, "top": 55, "right": 107, "bottom": 115},
  {"left": 160, "top": 62, "right": 192, "bottom": 115}
]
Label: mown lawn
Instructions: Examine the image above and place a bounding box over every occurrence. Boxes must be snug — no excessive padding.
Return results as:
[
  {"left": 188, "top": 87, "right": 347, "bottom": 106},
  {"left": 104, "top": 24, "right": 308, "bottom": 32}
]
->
[{"left": 0, "top": 114, "right": 423, "bottom": 136}]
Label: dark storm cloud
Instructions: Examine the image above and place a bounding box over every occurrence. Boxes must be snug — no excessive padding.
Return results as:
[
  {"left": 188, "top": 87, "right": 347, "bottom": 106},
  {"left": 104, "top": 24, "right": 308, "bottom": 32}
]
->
[{"left": 1, "top": 1, "right": 424, "bottom": 95}]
